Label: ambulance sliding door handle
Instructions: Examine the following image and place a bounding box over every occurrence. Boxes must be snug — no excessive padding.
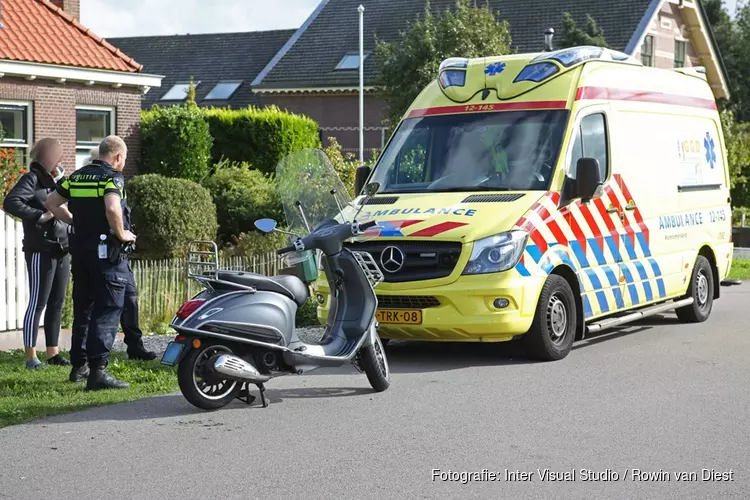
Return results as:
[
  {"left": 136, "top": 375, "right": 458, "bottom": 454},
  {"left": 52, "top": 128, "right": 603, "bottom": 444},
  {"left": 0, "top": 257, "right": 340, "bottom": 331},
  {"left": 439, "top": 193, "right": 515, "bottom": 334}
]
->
[
  {"left": 624, "top": 204, "right": 637, "bottom": 211},
  {"left": 606, "top": 207, "right": 619, "bottom": 213}
]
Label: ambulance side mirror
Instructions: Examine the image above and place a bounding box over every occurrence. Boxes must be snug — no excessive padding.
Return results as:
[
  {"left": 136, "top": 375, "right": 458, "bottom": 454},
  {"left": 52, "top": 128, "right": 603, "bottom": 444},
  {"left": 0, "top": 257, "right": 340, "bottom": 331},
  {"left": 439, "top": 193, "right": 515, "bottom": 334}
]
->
[
  {"left": 576, "top": 158, "right": 602, "bottom": 204},
  {"left": 355, "top": 165, "right": 372, "bottom": 196}
]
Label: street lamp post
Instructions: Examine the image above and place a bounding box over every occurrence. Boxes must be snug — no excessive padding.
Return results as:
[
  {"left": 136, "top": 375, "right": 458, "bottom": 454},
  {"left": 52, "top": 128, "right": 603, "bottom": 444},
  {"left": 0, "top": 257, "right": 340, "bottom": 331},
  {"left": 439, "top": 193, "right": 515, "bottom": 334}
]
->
[{"left": 358, "top": 4, "right": 365, "bottom": 163}]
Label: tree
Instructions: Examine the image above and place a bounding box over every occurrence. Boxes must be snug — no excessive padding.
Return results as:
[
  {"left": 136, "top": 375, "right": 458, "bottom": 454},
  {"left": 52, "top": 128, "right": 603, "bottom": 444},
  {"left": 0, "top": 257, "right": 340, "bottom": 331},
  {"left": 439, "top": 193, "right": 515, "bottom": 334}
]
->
[
  {"left": 721, "top": 109, "right": 750, "bottom": 206},
  {"left": 558, "top": 12, "right": 608, "bottom": 49},
  {"left": 186, "top": 77, "right": 197, "bottom": 106},
  {"left": 375, "top": 0, "right": 512, "bottom": 127}
]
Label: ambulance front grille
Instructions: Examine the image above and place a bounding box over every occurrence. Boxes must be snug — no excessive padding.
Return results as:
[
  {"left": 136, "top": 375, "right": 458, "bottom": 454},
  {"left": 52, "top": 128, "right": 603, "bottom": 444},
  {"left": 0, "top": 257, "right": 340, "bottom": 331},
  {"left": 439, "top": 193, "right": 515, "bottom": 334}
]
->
[
  {"left": 377, "top": 295, "right": 441, "bottom": 309},
  {"left": 345, "top": 241, "right": 462, "bottom": 282}
]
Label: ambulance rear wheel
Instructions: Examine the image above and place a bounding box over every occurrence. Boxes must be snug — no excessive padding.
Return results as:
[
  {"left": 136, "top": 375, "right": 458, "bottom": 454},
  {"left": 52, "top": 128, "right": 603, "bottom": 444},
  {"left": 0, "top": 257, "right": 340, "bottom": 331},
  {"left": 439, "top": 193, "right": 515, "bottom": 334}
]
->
[
  {"left": 676, "top": 255, "right": 714, "bottom": 323},
  {"left": 525, "top": 275, "right": 577, "bottom": 361}
]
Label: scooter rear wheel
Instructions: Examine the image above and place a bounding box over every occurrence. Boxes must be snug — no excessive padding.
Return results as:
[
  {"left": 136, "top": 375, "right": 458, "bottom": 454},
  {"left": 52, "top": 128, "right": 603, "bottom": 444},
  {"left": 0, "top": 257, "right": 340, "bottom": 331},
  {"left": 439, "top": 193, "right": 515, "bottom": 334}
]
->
[
  {"left": 178, "top": 342, "right": 242, "bottom": 410},
  {"left": 359, "top": 335, "right": 390, "bottom": 392}
]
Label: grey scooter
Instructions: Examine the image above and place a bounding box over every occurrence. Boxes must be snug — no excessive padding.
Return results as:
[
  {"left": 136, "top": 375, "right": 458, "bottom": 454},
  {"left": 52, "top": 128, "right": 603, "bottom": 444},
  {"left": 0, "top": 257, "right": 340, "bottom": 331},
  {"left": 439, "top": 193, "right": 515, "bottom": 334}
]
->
[{"left": 160, "top": 195, "right": 390, "bottom": 410}]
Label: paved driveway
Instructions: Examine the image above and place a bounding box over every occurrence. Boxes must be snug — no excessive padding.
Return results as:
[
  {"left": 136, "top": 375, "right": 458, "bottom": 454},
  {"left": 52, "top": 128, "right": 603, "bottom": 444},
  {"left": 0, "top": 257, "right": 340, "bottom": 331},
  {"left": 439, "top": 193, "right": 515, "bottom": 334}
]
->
[{"left": 1, "top": 284, "right": 748, "bottom": 500}]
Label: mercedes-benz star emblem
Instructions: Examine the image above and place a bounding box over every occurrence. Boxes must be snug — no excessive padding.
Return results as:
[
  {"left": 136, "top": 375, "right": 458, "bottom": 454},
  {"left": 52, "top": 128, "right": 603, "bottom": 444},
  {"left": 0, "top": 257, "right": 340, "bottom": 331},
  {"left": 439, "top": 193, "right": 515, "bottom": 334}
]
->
[{"left": 380, "top": 246, "right": 405, "bottom": 273}]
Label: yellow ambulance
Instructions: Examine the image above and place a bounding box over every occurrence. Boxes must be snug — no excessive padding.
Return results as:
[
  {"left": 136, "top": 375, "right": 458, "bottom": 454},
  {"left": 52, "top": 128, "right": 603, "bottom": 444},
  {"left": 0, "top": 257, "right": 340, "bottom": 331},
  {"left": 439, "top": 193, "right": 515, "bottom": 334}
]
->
[{"left": 322, "top": 46, "right": 733, "bottom": 361}]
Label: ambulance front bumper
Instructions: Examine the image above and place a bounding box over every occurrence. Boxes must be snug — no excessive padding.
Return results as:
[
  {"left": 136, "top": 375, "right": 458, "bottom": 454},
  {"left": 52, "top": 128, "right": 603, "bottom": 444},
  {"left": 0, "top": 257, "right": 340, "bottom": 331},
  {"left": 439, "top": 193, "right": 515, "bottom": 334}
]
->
[{"left": 316, "top": 272, "right": 544, "bottom": 342}]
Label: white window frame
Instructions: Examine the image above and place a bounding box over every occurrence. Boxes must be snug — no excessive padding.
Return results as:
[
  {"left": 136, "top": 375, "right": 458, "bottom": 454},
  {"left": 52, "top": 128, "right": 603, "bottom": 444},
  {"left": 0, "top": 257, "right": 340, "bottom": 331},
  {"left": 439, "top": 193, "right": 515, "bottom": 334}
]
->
[
  {"left": 160, "top": 82, "right": 199, "bottom": 101},
  {"left": 674, "top": 39, "right": 687, "bottom": 68},
  {"left": 335, "top": 52, "right": 370, "bottom": 70},
  {"left": 75, "top": 105, "right": 115, "bottom": 170},
  {"left": 0, "top": 100, "right": 33, "bottom": 167},
  {"left": 641, "top": 34, "right": 655, "bottom": 67}
]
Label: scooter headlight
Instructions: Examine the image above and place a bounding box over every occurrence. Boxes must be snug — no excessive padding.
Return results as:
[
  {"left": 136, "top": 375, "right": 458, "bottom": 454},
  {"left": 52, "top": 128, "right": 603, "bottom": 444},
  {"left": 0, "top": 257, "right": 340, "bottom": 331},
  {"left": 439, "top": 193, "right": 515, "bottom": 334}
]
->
[{"left": 462, "top": 231, "right": 528, "bottom": 275}]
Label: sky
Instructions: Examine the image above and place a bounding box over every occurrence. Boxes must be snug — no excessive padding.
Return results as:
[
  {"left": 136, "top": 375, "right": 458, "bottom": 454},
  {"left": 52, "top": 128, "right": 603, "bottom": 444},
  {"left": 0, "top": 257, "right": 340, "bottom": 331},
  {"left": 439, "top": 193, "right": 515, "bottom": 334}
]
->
[
  {"left": 83, "top": 0, "right": 742, "bottom": 39},
  {"left": 81, "top": 0, "right": 321, "bottom": 38}
]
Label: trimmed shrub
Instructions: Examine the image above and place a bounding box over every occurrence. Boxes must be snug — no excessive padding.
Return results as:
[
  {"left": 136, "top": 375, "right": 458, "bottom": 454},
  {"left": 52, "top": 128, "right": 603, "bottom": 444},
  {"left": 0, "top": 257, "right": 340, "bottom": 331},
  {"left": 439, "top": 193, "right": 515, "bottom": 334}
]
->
[
  {"left": 204, "top": 106, "right": 321, "bottom": 175},
  {"left": 128, "top": 174, "right": 218, "bottom": 259},
  {"left": 202, "top": 159, "right": 284, "bottom": 242},
  {"left": 141, "top": 104, "right": 213, "bottom": 182}
]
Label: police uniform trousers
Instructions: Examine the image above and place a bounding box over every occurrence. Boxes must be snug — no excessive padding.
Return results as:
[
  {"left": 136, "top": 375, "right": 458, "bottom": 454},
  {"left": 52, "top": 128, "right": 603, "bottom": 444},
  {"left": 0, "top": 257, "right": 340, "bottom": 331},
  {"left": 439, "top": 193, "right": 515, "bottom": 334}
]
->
[{"left": 69, "top": 248, "right": 130, "bottom": 367}]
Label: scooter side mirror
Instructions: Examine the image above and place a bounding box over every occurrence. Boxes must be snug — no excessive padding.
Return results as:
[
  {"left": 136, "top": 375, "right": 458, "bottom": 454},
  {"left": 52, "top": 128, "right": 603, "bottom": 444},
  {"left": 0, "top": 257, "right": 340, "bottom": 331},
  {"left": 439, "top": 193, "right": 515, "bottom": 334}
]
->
[{"left": 254, "top": 218, "right": 278, "bottom": 233}]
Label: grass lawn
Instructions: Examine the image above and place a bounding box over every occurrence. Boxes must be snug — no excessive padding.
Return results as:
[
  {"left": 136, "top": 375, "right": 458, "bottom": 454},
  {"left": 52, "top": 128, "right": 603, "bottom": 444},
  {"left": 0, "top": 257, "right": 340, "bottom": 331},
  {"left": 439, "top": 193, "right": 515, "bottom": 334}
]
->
[
  {"left": 0, "top": 350, "right": 177, "bottom": 428},
  {"left": 729, "top": 258, "right": 750, "bottom": 280}
]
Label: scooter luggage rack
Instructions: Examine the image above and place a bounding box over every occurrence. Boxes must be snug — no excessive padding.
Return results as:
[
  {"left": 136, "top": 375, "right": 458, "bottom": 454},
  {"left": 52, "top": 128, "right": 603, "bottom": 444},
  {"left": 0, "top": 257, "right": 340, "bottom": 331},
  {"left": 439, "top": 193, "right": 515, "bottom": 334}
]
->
[
  {"left": 187, "top": 240, "right": 220, "bottom": 280},
  {"left": 351, "top": 251, "right": 384, "bottom": 288}
]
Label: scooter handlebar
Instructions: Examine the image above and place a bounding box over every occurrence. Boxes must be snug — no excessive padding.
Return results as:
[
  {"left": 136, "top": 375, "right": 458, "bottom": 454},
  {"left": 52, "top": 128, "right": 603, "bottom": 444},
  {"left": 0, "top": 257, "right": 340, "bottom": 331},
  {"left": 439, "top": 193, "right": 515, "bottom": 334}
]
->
[
  {"left": 356, "top": 220, "right": 378, "bottom": 232},
  {"left": 277, "top": 245, "right": 296, "bottom": 255}
]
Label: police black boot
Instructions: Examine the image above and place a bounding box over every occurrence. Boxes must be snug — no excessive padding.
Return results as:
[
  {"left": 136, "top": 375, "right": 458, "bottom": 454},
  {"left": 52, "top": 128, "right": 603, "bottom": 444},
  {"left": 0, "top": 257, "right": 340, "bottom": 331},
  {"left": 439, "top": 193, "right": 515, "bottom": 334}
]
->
[
  {"left": 69, "top": 363, "right": 90, "bottom": 383},
  {"left": 127, "top": 344, "right": 157, "bottom": 361},
  {"left": 86, "top": 362, "right": 130, "bottom": 391}
]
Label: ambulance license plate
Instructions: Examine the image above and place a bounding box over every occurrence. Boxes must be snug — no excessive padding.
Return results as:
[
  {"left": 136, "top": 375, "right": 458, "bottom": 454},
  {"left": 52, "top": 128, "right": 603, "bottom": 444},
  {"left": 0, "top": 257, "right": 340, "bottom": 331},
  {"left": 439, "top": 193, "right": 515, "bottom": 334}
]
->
[{"left": 376, "top": 309, "right": 422, "bottom": 325}]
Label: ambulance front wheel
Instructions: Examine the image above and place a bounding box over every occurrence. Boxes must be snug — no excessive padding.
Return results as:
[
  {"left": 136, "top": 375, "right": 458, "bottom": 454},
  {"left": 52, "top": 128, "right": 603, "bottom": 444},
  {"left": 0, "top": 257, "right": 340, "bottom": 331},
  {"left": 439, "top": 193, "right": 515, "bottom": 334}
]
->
[
  {"left": 676, "top": 255, "right": 714, "bottom": 323},
  {"left": 525, "top": 275, "right": 577, "bottom": 361}
]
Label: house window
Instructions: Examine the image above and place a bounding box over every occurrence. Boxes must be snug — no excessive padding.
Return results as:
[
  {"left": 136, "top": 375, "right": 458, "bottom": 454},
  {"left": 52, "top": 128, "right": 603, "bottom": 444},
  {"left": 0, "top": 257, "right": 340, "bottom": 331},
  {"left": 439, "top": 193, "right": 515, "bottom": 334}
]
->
[
  {"left": 0, "top": 102, "right": 32, "bottom": 166},
  {"left": 641, "top": 35, "right": 654, "bottom": 67},
  {"left": 204, "top": 81, "right": 242, "bottom": 100},
  {"left": 160, "top": 82, "right": 198, "bottom": 101},
  {"left": 335, "top": 53, "right": 368, "bottom": 70},
  {"left": 75, "top": 107, "right": 114, "bottom": 170},
  {"left": 674, "top": 39, "right": 687, "bottom": 68}
]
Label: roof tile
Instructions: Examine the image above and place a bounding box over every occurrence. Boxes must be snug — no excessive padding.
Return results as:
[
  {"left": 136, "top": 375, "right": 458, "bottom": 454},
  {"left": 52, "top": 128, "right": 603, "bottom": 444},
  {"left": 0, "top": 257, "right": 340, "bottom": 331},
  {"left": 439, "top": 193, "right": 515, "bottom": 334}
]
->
[
  {"left": 259, "top": 0, "right": 654, "bottom": 87},
  {"left": 110, "top": 30, "right": 295, "bottom": 108},
  {"left": 0, "top": 0, "right": 142, "bottom": 72}
]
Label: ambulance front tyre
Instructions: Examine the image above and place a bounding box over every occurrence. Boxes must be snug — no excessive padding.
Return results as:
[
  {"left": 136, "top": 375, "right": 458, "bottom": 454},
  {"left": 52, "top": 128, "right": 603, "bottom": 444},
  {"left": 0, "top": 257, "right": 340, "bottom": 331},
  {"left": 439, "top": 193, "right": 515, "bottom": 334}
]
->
[
  {"left": 676, "top": 255, "right": 714, "bottom": 323},
  {"left": 525, "top": 275, "right": 577, "bottom": 361}
]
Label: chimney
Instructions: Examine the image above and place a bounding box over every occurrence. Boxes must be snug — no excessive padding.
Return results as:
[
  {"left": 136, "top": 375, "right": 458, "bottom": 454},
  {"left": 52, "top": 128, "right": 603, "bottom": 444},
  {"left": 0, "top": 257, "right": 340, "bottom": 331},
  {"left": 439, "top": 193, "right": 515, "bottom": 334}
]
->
[
  {"left": 49, "top": 0, "right": 80, "bottom": 22},
  {"left": 544, "top": 28, "right": 555, "bottom": 52}
]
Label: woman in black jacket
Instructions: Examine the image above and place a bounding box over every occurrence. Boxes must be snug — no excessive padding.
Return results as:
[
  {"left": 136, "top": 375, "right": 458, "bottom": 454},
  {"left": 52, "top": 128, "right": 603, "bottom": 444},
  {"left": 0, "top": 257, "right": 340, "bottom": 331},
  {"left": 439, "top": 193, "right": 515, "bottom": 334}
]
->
[{"left": 4, "top": 138, "right": 71, "bottom": 369}]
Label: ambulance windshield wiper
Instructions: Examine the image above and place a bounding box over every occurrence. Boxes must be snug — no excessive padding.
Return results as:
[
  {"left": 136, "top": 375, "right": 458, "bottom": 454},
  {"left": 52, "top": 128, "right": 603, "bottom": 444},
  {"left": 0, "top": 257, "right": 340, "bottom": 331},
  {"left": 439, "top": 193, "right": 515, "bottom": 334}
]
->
[{"left": 426, "top": 186, "right": 515, "bottom": 192}]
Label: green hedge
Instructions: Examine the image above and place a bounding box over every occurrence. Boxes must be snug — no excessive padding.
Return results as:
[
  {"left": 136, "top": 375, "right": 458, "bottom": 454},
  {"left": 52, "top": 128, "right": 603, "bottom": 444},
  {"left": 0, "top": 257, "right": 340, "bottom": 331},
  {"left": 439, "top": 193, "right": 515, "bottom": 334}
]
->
[
  {"left": 141, "top": 105, "right": 213, "bottom": 182},
  {"left": 128, "top": 174, "right": 218, "bottom": 259},
  {"left": 202, "top": 160, "right": 284, "bottom": 242},
  {"left": 204, "top": 106, "right": 321, "bottom": 176}
]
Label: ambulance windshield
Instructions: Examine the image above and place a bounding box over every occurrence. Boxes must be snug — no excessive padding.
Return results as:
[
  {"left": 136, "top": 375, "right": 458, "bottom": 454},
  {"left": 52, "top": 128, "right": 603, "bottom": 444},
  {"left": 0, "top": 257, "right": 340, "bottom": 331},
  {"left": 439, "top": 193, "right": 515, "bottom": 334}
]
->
[{"left": 371, "top": 110, "right": 569, "bottom": 194}]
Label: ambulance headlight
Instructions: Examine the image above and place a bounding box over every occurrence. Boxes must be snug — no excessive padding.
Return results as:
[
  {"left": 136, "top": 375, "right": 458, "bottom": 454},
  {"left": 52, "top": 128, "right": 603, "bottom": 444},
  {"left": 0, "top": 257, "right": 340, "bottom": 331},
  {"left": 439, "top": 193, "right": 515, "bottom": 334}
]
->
[{"left": 462, "top": 231, "right": 528, "bottom": 275}]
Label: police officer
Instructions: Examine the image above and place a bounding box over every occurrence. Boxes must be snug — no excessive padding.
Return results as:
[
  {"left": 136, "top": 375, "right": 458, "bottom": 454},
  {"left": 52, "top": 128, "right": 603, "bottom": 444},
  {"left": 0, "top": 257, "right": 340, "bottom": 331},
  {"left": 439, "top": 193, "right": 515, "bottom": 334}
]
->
[
  {"left": 46, "top": 136, "right": 134, "bottom": 390},
  {"left": 83, "top": 147, "right": 156, "bottom": 361}
]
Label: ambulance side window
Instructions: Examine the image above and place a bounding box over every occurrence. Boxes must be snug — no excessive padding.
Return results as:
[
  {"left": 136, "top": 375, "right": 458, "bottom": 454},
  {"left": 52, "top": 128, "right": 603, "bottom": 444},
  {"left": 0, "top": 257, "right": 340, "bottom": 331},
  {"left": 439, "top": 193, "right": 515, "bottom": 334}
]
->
[{"left": 579, "top": 113, "right": 609, "bottom": 181}]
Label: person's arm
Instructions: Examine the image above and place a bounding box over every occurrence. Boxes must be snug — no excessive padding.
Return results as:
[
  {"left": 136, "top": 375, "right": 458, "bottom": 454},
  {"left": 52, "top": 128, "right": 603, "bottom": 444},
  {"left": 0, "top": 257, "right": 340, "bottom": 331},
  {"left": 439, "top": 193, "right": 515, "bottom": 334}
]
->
[
  {"left": 45, "top": 178, "right": 73, "bottom": 224},
  {"left": 103, "top": 175, "right": 135, "bottom": 243},
  {"left": 3, "top": 173, "right": 47, "bottom": 223}
]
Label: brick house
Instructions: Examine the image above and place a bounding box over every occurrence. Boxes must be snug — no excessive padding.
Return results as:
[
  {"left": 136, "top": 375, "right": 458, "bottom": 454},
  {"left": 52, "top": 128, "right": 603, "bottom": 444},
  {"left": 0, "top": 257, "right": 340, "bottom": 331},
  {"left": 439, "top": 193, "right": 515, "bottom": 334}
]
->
[
  {"left": 0, "top": 0, "right": 161, "bottom": 175},
  {"left": 252, "top": 0, "right": 730, "bottom": 153}
]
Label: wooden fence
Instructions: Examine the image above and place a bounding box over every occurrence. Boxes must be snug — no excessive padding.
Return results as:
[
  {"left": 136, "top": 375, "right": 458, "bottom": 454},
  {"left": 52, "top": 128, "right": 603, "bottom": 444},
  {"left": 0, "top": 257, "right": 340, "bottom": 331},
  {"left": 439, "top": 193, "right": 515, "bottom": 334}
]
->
[
  {"left": 0, "top": 205, "right": 284, "bottom": 332},
  {"left": 130, "top": 253, "right": 285, "bottom": 328},
  {"left": 0, "top": 211, "right": 28, "bottom": 331}
]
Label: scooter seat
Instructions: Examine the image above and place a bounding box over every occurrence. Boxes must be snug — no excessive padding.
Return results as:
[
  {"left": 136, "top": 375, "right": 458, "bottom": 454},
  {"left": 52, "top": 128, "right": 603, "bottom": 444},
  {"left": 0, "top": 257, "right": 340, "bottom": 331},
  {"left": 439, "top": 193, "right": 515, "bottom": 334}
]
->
[{"left": 217, "top": 271, "right": 309, "bottom": 307}]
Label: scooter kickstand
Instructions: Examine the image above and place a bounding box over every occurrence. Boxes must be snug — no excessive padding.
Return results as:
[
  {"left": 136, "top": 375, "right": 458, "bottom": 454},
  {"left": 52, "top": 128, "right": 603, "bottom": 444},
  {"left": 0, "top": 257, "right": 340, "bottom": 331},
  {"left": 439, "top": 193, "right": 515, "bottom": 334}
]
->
[
  {"left": 256, "top": 383, "right": 269, "bottom": 408},
  {"left": 237, "top": 383, "right": 256, "bottom": 406}
]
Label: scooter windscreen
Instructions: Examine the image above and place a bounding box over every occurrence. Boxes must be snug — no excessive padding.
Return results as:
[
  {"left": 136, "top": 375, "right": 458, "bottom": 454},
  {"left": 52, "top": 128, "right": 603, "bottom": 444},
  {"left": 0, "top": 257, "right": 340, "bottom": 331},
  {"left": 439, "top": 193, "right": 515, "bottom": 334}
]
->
[{"left": 276, "top": 149, "right": 381, "bottom": 250}]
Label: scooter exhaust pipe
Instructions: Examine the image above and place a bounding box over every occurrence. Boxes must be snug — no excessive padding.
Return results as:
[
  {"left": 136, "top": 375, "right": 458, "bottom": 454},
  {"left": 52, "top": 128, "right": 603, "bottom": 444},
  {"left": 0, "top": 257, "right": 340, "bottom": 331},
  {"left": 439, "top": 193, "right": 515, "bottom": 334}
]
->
[{"left": 213, "top": 354, "right": 270, "bottom": 384}]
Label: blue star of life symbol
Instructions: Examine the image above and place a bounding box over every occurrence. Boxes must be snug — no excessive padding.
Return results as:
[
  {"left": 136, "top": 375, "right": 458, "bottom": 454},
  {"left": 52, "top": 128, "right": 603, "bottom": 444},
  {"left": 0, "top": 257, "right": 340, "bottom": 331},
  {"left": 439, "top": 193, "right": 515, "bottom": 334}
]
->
[
  {"left": 484, "top": 62, "right": 506, "bottom": 76},
  {"left": 704, "top": 132, "right": 717, "bottom": 169}
]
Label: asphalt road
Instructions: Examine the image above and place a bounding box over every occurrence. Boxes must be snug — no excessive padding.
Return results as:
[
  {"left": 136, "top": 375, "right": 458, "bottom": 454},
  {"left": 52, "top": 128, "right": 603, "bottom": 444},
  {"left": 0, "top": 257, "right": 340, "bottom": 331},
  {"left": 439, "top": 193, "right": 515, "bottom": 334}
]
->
[{"left": 1, "top": 285, "right": 749, "bottom": 500}]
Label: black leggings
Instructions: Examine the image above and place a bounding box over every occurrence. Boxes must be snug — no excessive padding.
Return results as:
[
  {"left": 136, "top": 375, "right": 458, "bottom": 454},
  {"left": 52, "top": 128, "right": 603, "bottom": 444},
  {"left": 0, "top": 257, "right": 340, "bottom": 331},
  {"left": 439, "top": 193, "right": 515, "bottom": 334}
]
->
[{"left": 22, "top": 252, "right": 70, "bottom": 349}]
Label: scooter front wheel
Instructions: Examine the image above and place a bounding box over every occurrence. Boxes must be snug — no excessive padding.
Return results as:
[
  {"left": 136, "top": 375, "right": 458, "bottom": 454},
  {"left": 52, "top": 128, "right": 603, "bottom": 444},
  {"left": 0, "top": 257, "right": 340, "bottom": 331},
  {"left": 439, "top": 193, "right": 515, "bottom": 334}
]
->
[
  {"left": 359, "top": 335, "right": 390, "bottom": 392},
  {"left": 178, "top": 342, "right": 242, "bottom": 410}
]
